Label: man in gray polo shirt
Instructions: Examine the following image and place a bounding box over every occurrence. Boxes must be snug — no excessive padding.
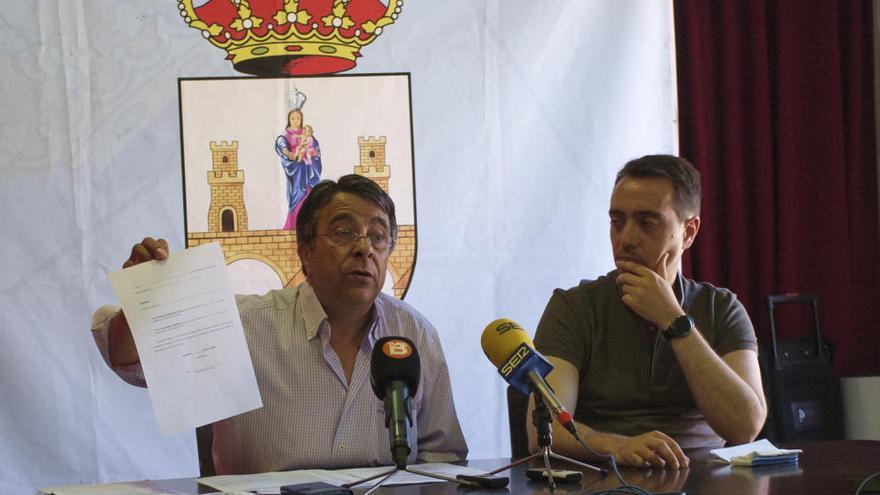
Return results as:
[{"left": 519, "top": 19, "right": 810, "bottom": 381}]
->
[{"left": 530, "top": 155, "right": 766, "bottom": 469}]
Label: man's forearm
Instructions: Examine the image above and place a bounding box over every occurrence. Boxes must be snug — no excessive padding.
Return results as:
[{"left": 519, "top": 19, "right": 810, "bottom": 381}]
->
[
  {"left": 527, "top": 356, "right": 689, "bottom": 469},
  {"left": 529, "top": 415, "right": 614, "bottom": 460},
  {"left": 531, "top": 416, "right": 688, "bottom": 470},
  {"left": 670, "top": 330, "right": 766, "bottom": 443},
  {"left": 555, "top": 420, "right": 628, "bottom": 461}
]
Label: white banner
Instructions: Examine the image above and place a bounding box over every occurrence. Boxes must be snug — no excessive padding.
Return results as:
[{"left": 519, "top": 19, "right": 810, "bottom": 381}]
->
[{"left": 0, "top": 1, "right": 676, "bottom": 493}]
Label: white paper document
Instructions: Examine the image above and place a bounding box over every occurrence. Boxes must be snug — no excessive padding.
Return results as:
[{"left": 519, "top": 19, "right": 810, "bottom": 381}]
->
[
  {"left": 200, "top": 463, "right": 489, "bottom": 493},
  {"left": 40, "top": 480, "right": 226, "bottom": 494},
  {"left": 40, "top": 482, "right": 166, "bottom": 495},
  {"left": 108, "top": 242, "right": 262, "bottom": 436}
]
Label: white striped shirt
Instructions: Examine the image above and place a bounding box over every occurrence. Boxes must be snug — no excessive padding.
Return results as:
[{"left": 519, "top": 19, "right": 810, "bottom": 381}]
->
[{"left": 91, "top": 282, "right": 468, "bottom": 474}]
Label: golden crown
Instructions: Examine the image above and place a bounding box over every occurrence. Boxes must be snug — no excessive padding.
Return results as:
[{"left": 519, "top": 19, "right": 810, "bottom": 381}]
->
[{"left": 178, "top": 0, "right": 403, "bottom": 76}]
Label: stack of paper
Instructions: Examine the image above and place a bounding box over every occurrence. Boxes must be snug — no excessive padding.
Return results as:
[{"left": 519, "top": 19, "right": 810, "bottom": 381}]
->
[{"left": 710, "top": 439, "right": 802, "bottom": 467}]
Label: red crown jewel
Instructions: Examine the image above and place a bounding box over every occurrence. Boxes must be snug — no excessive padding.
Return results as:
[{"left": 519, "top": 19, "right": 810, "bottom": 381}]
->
[{"left": 179, "top": 0, "right": 404, "bottom": 76}]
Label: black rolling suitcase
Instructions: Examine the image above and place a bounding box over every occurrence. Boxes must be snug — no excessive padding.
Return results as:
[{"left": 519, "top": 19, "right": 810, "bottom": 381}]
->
[{"left": 762, "top": 293, "right": 843, "bottom": 441}]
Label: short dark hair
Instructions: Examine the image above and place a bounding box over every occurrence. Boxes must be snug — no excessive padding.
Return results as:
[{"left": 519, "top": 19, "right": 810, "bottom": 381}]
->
[
  {"left": 296, "top": 174, "right": 398, "bottom": 248},
  {"left": 615, "top": 154, "right": 701, "bottom": 220}
]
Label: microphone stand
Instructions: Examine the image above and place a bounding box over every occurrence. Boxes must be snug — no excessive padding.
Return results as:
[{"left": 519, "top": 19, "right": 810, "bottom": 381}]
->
[
  {"left": 343, "top": 464, "right": 505, "bottom": 495},
  {"left": 481, "top": 394, "right": 606, "bottom": 489}
]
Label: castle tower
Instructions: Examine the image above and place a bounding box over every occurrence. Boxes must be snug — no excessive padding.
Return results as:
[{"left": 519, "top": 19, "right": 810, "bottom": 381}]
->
[
  {"left": 207, "top": 140, "right": 248, "bottom": 233},
  {"left": 354, "top": 136, "right": 390, "bottom": 192}
]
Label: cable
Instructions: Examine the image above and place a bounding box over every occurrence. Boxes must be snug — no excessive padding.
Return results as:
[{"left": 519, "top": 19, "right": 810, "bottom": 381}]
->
[
  {"left": 570, "top": 431, "right": 652, "bottom": 495},
  {"left": 570, "top": 429, "right": 685, "bottom": 495},
  {"left": 855, "top": 470, "right": 880, "bottom": 495},
  {"left": 573, "top": 435, "right": 629, "bottom": 486}
]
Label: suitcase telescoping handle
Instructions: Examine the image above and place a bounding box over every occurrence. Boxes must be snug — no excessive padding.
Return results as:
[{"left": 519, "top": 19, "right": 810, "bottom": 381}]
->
[{"left": 767, "top": 293, "right": 826, "bottom": 369}]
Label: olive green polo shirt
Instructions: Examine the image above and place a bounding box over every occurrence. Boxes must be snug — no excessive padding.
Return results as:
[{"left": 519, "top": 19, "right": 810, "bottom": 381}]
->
[{"left": 534, "top": 270, "right": 757, "bottom": 448}]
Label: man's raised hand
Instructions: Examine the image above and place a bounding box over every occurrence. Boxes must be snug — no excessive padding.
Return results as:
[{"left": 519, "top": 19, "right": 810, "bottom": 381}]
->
[
  {"left": 615, "top": 253, "right": 683, "bottom": 330},
  {"left": 122, "top": 237, "right": 169, "bottom": 268}
]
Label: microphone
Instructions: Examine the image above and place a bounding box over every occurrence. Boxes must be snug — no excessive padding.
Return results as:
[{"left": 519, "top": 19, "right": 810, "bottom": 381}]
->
[
  {"left": 371, "top": 336, "right": 420, "bottom": 469},
  {"left": 481, "top": 318, "right": 579, "bottom": 438}
]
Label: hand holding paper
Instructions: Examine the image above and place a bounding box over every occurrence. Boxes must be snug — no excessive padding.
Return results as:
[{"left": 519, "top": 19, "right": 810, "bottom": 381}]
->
[
  {"left": 108, "top": 242, "right": 263, "bottom": 436},
  {"left": 123, "top": 236, "right": 170, "bottom": 268}
]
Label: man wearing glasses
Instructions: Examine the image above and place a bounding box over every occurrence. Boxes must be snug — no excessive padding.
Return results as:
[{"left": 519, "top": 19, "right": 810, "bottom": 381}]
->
[
  {"left": 529, "top": 155, "right": 766, "bottom": 470},
  {"left": 91, "top": 174, "right": 467, "bottom": 474}
]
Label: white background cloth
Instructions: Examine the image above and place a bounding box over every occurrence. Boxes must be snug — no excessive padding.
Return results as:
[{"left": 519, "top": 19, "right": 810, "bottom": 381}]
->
[{"left": 0, "top": 1, "right": 677, "bottom": 493}]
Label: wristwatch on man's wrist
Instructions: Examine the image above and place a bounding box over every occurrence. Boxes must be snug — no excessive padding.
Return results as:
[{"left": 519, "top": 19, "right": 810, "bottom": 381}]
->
[{"left": 663, "top": 314, "right": 694, "bottom": 340}]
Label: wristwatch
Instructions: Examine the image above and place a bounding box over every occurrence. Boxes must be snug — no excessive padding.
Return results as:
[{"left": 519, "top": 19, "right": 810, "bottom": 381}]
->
[{"left": 663, "top": 314, "right": 694, "bottom": 340}]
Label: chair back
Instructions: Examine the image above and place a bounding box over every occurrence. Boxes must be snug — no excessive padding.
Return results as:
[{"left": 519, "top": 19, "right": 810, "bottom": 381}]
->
[
  {"left": 507, "top": 385, "right": 530, "bottom": 458},
  {"left": 196, "top": 424, "right": 215, "bottom": 477}
]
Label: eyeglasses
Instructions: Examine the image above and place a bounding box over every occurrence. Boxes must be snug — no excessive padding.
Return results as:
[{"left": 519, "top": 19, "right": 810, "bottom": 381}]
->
[{"left": 317, "top": 228, "right": 394, "bottom": 250}]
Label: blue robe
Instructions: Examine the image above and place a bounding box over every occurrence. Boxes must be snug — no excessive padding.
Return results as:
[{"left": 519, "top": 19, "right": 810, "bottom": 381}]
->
[{"left": 275, "top": 132, "right": 322, "bottom": 229}]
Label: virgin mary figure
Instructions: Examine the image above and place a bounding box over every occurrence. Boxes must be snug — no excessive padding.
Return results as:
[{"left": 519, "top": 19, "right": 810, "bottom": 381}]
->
[{"left": 275, "top": 107, "right": 322, "bottom": 229}]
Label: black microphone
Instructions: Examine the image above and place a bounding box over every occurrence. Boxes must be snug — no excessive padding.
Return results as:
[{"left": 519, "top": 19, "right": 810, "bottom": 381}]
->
[{"left": 371, "top": 336, "right": 420, "bottom": 469}]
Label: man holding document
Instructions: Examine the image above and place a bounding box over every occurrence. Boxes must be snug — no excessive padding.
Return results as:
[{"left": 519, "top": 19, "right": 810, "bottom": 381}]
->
[{"left": 91, "top": 174, "right": 467, "bottom": 474}]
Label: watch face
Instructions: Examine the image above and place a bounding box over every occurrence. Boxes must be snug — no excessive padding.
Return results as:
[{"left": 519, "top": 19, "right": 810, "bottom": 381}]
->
[{"left": 666, "top": 315, "right": 693, "bottom": 340}]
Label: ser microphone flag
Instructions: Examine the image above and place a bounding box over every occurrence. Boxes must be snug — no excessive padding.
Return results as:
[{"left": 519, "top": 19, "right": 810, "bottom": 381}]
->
[{"left": 481, "top": 318, "right": 579, "bottom": 437}]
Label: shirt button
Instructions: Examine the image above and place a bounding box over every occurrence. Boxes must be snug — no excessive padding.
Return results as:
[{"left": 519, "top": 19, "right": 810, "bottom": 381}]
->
[{"left": 339, "top": 444, "right": 345, "bottom": 451}]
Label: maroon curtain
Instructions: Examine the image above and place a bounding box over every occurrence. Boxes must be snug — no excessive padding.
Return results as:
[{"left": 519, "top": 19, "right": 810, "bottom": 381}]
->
[{"left": 674, "top": 1, "right": 880, "bottom": 376}]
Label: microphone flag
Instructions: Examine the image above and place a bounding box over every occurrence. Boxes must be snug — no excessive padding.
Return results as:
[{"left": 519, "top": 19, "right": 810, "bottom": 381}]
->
[{"left": 481, "top": 318, "right": 553, "bottom": 395}]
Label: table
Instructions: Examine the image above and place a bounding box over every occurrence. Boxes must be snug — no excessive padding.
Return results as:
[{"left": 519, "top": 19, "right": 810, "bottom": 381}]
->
[{"left": 82, "top": 440, "right": 880, "bottom": 494}]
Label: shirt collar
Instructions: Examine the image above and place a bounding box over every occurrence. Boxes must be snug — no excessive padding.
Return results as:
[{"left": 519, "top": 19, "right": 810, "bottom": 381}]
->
[
  {"left": 673, "top": 271, "right": 685, "bottom": 306},
  {"left": 299, "top": 282, "right": 384, "bottom": 347}
]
